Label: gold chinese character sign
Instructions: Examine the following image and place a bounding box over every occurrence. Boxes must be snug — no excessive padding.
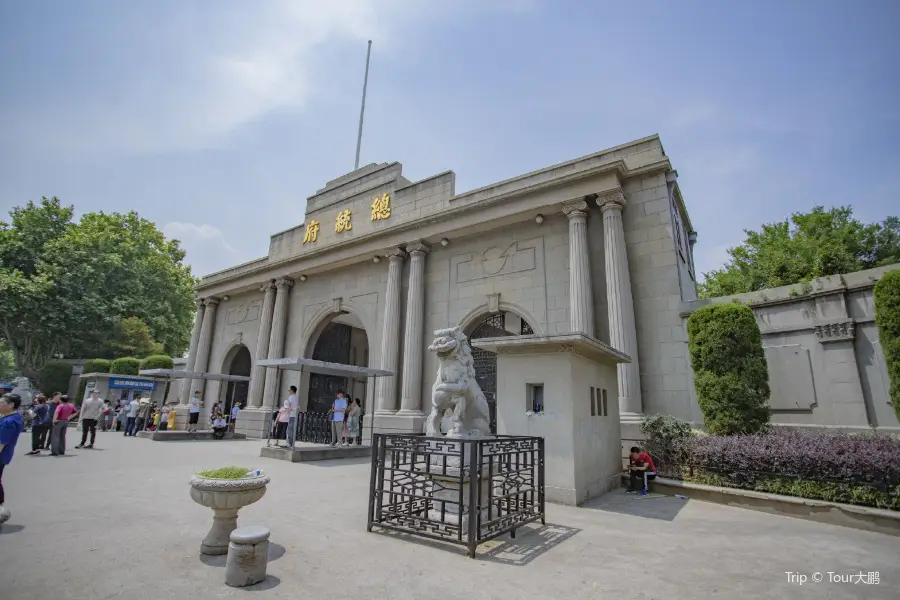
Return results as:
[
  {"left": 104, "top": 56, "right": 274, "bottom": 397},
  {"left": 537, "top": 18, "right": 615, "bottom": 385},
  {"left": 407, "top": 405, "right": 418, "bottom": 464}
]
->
[
  {"left": 302, "top": 219, "right": 319, "bottom": 244},
  {"left": 371, "top": 192, "right": 391, "bottom": 221},
  {"left": 335, "top": 209, "right": 352, "bottom": 233}
]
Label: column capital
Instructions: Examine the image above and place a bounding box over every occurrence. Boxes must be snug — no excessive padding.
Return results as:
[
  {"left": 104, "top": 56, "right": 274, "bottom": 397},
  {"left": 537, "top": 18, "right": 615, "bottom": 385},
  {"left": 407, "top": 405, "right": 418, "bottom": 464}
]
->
[
  {"left": 562, "top": 199, "right": 589, "bottom": 219},
  {"left": 275, "top": 277, "right": 294, "bottom": 289},
  {"left": 385, "top": 247, "right": 407, "bottom": 262},
  {"left": 597, "top": 189, "right": 626, "bottom": 213},
  {"left": 203, "top": 297, "right": 220, "bottom": 307},
  {"left": 405, "top": 241, "right": 430, "bottom": 256},
  {"left": 260, "top": 280, "right": 276, "bottom": 292},
  {"left": 194, "top": 298, "right": 205, "bottom": 310}
]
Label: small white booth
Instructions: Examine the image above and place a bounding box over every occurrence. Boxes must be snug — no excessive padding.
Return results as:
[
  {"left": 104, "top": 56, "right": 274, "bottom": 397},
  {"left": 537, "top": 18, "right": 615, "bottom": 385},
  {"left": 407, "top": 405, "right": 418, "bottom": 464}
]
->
[
  {"left": 79, "top": 372, "right": 167, "bottom": 407},
  {"left": 472, "top": 333, "right": 630, "bottom": 506},
  {"left": 138, "top": 369, "right": 252, "bottom": 431}
]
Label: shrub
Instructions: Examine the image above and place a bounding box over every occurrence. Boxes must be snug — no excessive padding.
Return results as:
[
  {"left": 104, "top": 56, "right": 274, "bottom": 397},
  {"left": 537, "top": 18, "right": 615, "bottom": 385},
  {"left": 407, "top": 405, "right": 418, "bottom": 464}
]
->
[
  {"left": 140, "top": 354, "right": 174, "bottom": 371},
  {"left": 687, "top": 303, "right": 770, "bottom": 435},
  {"left": 37, "top": 360, "right": 73, "bottom": 396},
  {"left": 109, "top": 357, "right": 141, "bottom": 375},
  {"left": 674, "top": 428, "right": 900, "bottom": 510},
  {"left": 874, "top": 269, "right": 900, "bottom": 421},
  {"left": 197, "top": 466, "right": 250, "bottom": 479},
  {"left": 77, "top": 358, "right": 112, "bottom": 402}
]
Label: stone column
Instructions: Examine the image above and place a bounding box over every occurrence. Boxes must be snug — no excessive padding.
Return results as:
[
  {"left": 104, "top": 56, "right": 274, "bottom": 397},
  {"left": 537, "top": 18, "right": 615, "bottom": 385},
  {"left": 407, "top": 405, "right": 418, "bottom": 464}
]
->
[
  {"left": 189, "top": 297, "right": 220, "bottom": 398},
  {"left": 180, "top": 300, "right": 206, "bottom": 404},
  {"left": 261, "top": 277, "right": 293, "bottom": 411},
  {"left": 246, "top": 281, "right": 277, "bottom": 409},
  {"left": 376, "top": 248, "right": 406, "bottom": 415},
  {"left": 597, "top": 189, "right": 642, "bottom": 422},
  {"left": 398, "top": 242, "right": 429, "bottom": 416},
  {"left": 562, "top": 199, "right": 595, "bottom": 336}
]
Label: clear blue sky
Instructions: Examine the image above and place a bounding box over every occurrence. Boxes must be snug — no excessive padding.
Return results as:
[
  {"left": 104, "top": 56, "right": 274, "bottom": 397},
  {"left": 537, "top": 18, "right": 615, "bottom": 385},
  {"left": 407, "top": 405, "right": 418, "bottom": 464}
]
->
[{"left": 1, "top": 1, "right": 898, "bottom": 279}]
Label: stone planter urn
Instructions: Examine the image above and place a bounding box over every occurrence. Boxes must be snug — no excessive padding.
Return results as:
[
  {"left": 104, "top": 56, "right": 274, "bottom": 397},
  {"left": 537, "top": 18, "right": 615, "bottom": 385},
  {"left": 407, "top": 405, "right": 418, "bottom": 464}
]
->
[{"left": 189, "top": 473, "right": 270, "bottom": 555}]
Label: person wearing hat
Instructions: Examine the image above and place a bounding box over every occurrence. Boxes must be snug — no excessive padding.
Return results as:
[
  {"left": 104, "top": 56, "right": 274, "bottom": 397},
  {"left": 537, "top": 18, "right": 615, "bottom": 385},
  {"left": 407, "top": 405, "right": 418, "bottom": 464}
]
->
[
  {"left": 0, "top": 393, "right": 25, "bottom": 524},
  {"left": 76, "top": 389, "right": 104, "bottom": 449},
  {"left": 134, "top": 395, "right": 152, "bottom": 433}
]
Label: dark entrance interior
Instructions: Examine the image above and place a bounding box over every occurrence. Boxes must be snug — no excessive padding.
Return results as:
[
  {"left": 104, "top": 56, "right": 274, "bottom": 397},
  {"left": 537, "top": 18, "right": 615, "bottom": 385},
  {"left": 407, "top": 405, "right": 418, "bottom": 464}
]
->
[
  {"left": 224, "top": 345, "right": 252, "bottom": 415},
  {"left": 468, "top": 312, "right": 534, "bottom": 433},
  {"left": 307, "top": 314, "right": 369, "bottom": 413}
]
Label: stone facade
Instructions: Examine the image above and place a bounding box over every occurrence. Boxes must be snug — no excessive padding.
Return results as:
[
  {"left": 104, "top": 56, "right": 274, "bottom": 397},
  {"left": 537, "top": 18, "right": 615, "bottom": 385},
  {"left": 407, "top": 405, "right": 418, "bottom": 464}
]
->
[
  {"left": 678, "top": 266, "right": 899, "bottom": 432},
  {"left": 190, "top": 134, "right": 698, "bottom": 439}
]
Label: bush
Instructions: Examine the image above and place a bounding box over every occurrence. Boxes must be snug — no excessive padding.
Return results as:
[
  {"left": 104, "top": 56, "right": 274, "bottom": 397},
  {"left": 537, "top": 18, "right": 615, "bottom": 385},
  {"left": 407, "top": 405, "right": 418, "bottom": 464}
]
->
[
  {"left": 109, "top": 357, "right": 141, "bottom": 375},
  {"left": 874, "top": 269, "right": 900, "bottom": 421},
  {"left": 76, "top": 358, "right": 112, "bottom": 402},
  {"left": 140, "top": 354, "right": 174, "bottom": 371},
  {"left": 687, "top": 303, "right": 770, "bottom": 435},
  {"left": 640, "top": 414, "right": 693, "bottom": 464},
  {"left": 674, "top": 428, "right": 900, "bottom": 510},
  {"left": 38, "top": 360, "right": 73, "bottom": 396}
]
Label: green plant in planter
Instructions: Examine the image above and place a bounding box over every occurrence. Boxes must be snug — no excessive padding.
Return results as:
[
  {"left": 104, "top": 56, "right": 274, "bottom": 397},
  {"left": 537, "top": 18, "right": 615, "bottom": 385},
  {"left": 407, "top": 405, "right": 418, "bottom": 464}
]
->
[{"left": 197, "top": 466, "right": 251, "bottom": 479}]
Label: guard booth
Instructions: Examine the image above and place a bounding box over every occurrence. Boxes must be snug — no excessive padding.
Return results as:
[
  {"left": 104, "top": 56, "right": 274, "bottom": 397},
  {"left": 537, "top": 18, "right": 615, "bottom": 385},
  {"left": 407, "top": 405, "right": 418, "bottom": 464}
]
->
[
  {"left": 138, "top": 369, "right": 252, "bottom": 433},
  {"left": 254, "top": 357, "right": 393, "bottom": 462},
  {"left": 79, "top": 372, "right": 166, "bottom": 407}
]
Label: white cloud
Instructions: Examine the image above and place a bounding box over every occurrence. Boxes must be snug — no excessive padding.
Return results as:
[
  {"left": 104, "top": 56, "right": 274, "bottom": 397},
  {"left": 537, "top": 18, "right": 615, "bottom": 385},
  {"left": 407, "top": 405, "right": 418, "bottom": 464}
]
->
[{"left": 163, "top": 221, "right": 239, "bottom": 275}]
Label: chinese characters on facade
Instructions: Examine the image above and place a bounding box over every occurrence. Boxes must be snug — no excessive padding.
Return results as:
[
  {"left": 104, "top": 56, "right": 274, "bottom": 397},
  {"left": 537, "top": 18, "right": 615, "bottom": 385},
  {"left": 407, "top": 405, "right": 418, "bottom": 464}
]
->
[{"left": 303, "top": 193, "right": 392, "bottom": 245}]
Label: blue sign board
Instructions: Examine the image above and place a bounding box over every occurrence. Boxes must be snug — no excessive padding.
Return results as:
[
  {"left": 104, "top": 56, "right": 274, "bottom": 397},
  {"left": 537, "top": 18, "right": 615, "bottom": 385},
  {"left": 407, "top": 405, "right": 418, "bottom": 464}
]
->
[{"left": 108, "top": 377, "right": 157, "bottom": 391}]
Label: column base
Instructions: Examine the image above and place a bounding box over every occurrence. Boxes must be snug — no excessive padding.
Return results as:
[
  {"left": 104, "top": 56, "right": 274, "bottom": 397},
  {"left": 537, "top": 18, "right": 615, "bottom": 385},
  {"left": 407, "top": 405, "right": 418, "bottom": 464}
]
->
[
  {"left": 235, "top": 408, "right": 272, "bottom": 440},
  {"left": 363, "top": 413, "right": 425, "bottom": 442},
  {"left": 395, "top": 408, "right": 424, "bottom": 417}
]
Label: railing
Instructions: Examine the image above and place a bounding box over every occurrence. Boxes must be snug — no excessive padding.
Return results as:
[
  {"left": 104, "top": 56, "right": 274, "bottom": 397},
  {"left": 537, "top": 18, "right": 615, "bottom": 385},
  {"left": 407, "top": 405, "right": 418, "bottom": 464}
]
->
[
  {"left": 368, "top": 433, "right": 545, "bottom": 558},
  {"left": 269, "top": 411, "right": 365, "bottom": 445}
]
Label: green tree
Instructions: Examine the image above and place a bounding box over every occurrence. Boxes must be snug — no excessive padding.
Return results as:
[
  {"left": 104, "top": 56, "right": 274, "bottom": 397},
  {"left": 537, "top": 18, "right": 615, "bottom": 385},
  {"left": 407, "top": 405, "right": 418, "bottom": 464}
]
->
[
  {"left": 107, "top": 316, "right": 165, "bottom": 358},
  {"left": 0, "top": 340, "right": 18, "bottom": 381},
  {"left": 874, "top": 269, "right": 900, "bottom": 420},
  {"left": 139, "top": 354, "right": 174, "bottom": 371},
  {"left": 700, "top": 207, "right": 900, "bottom": 298},
  {"left": 110, "top": 357, "right": 141, "bottom": 375},
  {"left": 0, "top": 197, "right": 197, "bottom": 378},
  {"left": 687, "top": 303, "right": 771, "bottom": 435},
  {"left": 37, "top": 360, "right": 73, "bottom": 397}
]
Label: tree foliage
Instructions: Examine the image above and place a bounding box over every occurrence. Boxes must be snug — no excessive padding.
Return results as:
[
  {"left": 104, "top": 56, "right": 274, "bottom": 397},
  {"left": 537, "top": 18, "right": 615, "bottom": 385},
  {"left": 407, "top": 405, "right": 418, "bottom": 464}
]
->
[
  {"left": 687, "top": 303, "right": 770, "bottom": 435},
  {"left": 107, "top": 316, "right": 165, "bottom": 359},
  {"left": 0, "top": 197, "right": 197, "bottom": 378},
  {"left": 110, "top": 357, "right": 141, "bottom": 376},
  {"left": 700, "top": 206, "right": 900, "bottom": 298},
  {"left": 37, "top": 360, "right": 73, "bottom": 396},
  {"left": 140, "top": 354, "right": 174, "bottom": 370},
  {"left": 0, "top": 340, "right": 18, "bottom": 382},
  {"left": 874, "top": 269, "right": 900, "bottom": 421}
]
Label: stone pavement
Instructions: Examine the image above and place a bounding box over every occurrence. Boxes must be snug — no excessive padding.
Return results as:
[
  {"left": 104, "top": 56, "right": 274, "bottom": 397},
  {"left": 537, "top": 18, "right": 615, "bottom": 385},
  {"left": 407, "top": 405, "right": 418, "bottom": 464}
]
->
[{"left": 0, "top": 432, "right": 897, "bottom": 600}]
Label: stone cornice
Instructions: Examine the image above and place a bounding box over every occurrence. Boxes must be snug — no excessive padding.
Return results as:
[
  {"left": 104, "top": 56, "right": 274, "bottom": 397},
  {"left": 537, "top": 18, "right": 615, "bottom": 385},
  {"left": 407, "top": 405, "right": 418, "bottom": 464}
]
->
[
  {"left": 471, "top": 333, "right": 631, "bottom": 366},
  {"left": 815, "top": 321, "right": 855, "bottom": 343}
]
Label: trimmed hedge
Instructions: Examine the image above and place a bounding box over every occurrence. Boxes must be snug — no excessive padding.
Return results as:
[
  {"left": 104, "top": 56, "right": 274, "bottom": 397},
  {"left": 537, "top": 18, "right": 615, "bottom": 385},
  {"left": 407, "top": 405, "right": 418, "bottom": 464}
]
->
[
  {"left": 83, "top": 358, "right": 112, "bottom": 374},
  {"left": 38, "top": 360, "right": 73, "bottom": 396},
  {"left": 673, "top": 428, "right": 900, "bottom": 510},
  {"left": 687, "top": 302, "right": 770, "bottom": 435},
  {"left": 874, "top": 269, "right": 900, "bottom": 421},
  {"left": 140, "top": 354, "right": 174, "bottom": 371},
  {"left": 109, "top": 357, "right": 141, "bottom": 375}
]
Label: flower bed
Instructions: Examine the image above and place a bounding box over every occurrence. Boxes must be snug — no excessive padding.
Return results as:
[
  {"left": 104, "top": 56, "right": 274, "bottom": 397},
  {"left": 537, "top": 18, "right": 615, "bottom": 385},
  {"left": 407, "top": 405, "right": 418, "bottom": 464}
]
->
[{"left": 651, "top": 426, "right": 900, "bottom": 511}]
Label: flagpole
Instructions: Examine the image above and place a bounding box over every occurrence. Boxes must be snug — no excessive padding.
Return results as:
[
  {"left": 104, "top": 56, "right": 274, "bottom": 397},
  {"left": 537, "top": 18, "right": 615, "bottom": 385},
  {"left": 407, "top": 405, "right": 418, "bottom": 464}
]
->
[{"left": 354, "top": 40, "right": 373, "bottom": 171}]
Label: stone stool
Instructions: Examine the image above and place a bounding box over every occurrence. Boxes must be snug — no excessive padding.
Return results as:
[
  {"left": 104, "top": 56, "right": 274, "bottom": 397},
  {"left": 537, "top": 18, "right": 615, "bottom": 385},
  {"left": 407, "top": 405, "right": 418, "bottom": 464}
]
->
[{"left": 225, "top": 525, "right": 270, "bottom": 587}]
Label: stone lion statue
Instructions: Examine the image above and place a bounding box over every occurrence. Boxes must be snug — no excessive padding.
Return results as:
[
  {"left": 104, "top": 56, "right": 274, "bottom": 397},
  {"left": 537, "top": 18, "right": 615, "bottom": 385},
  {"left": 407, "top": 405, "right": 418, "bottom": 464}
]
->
[{"left": 425, "top": 327, "right": 491, "bottom": 438}]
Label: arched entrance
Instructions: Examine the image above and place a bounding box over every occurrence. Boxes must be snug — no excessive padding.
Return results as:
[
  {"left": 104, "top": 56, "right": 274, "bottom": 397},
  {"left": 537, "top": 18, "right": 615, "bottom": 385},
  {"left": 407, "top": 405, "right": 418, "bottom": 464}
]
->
[
  {"left": 305, "top": 312, "right": 370, "bottom": 414},
  {"left": 223, "top": 345, "right": 252, "bottom": 415},
  {"left": 467, "top": 311, "right": 534, "bottom": 433}
]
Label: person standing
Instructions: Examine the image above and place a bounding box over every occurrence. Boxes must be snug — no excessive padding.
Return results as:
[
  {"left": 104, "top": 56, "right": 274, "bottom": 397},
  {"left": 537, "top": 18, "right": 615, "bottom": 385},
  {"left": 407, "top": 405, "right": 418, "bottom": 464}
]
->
[
  {"left": 100, "top": 400, "right": 112, "bottom": 431},
  {"left": 44, "top": 393, "right": 61, "bottom": 449},
  {"left": 26, "top": 396, "right": 51, "bottom": 455},
  {"left": 274, "top": 400, "right": 290, "bottom": 446},
  {"left": 286, "top": 386, "right": 299, "bottom": 447},
  {"left": 76, "top": 389, "right": 103, "bottom": 449},
  {"left": 167, "top": 403, "right": 177, "bottom": 430},
  {"left": 188, "top": 391, "right": 202, "bottom": 433},
  {"left": 0, "top": 394, "right": 25, "bottom": 519},
  {"left": 124, "top": 396, "right": 140, "bottom": 436},
  {"left": 51, "top": 395, "right": 78, "bottom": 456},
  {"left": 347, "top": 399, "right": 361, "bottom": 446},
  {"left": 134, "top": 397, "right": 152, "bottom": 433},
  {"left": 230, "top": 402, "right": 241, "bottom": 432},
  {"left": 159, "top": 403, "right": 171, "bottom": 431},
  {"left": 328, "top": 391, "right": 348, "bottom": 447}
]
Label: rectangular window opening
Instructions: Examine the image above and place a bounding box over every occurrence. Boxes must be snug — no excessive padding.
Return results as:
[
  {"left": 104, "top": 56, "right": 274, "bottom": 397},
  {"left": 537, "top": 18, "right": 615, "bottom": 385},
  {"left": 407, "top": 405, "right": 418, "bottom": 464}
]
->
[
  {"left": 601, "top": 389, "right": 608, "bottom": 417},
  {"left": 529, "top": 384, "right": 544, "bottom": 413},
  {"left": 590, "top": 386, "right": 596, "bottom": 416}
]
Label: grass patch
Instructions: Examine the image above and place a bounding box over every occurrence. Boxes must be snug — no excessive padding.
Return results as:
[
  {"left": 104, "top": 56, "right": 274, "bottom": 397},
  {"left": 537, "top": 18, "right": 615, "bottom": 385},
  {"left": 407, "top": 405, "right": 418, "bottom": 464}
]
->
[{"left": 197, "top": 466, "right": 250, "bottom": 479}]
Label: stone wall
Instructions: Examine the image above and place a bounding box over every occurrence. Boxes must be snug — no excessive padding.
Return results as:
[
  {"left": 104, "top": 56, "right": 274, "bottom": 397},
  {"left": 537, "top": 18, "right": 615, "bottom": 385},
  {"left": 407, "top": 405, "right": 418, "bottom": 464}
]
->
[{"left": 676, "top": 265, "right": 899, "bottom": 431}]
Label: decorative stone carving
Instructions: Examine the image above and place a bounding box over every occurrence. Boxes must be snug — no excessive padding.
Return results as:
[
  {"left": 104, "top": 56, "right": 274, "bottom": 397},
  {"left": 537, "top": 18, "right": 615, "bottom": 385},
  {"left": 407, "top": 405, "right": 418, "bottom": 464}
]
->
[
  {"left": 425, "top": 327, "right": 491, "bottom": 438},
  {"left": 204, "top": 296, "right": 221, "bottom": 307},
  {"left": 814, "top": 321, "right": 855, "bottom": 343},
  {"left": 189, "top": 473, "right": 270, "bottom": 555},
  {"left": 454, "top": 240, "right": 536, "bottom": 283},
  {"left": 597, "top": 189, "right": 626, "bottom": 212},
  {"left": 225, "top": 299, "right": 262, "bottom": 325},
  {"left": 487, "top": 293, "right": 500, "bottom": 314},
  {"left": 561, "top": 199, "right": 588, "bottom": 218}
]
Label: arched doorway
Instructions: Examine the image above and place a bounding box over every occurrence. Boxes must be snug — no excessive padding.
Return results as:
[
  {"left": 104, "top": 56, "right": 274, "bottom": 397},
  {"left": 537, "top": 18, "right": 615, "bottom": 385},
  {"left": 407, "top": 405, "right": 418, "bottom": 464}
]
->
[
  {"left": 467, "top": 311, "right": 534, "bottom": 433},
  {"left": 306, "top": 312, "right": 370, "bottom": 414},
  {"left": 223, "top": 345, "right": 252, "bottom": 416}
]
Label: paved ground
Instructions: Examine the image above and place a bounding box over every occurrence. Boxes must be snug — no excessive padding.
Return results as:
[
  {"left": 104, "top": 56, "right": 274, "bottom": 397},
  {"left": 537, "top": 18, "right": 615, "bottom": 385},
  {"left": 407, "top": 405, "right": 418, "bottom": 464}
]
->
[{"left": 0, "top": 431, "right": 897, "bottom": 600}]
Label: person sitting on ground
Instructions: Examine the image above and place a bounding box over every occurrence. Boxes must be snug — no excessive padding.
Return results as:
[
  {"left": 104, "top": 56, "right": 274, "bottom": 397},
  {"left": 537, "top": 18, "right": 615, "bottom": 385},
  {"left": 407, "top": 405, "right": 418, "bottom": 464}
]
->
[
  {"left": 211, "top": 415, "right": 228, "bottom": 439},
  {"left": 627, "top": 446, "right": 657, "bottom": 495}
]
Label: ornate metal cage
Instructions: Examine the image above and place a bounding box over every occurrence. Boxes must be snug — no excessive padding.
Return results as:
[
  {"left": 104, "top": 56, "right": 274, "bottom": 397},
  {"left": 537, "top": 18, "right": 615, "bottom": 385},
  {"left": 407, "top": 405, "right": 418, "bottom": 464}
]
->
[{"left": 368, "top": 433, "right": 545, "bottom": 557}]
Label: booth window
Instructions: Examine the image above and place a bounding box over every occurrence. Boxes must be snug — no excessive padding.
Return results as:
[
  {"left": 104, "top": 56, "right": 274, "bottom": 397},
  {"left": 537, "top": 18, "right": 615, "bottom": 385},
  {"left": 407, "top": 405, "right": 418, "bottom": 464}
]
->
[{"left": 528, "top": 384, "right": 544, "bottom": 413}]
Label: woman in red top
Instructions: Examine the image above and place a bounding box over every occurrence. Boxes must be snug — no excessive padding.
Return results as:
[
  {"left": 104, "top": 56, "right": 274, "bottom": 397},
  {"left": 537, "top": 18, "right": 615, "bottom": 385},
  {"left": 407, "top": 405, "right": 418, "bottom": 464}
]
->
[
  {"left": 627, "top": 446, "right": 657, "bottom": 495},
  {"left": 51, "top": 395, "right": 78, "bottom": 456}
]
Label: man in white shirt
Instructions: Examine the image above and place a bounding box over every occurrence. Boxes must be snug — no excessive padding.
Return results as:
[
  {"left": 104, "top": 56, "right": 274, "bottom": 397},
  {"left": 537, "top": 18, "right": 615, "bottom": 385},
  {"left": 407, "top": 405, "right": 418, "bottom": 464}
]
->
[
  {"left": 188, "top": 391, "right": 202, "bottom": 433},
  {"left": 76, "top": 389, "right": 104, "bottom": 449},
  {"left": 285, "top": 386, "right": 299, "bottom": 447},
  {"left": 124, "top": 396, "right": 140, "bottom": 437}
]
